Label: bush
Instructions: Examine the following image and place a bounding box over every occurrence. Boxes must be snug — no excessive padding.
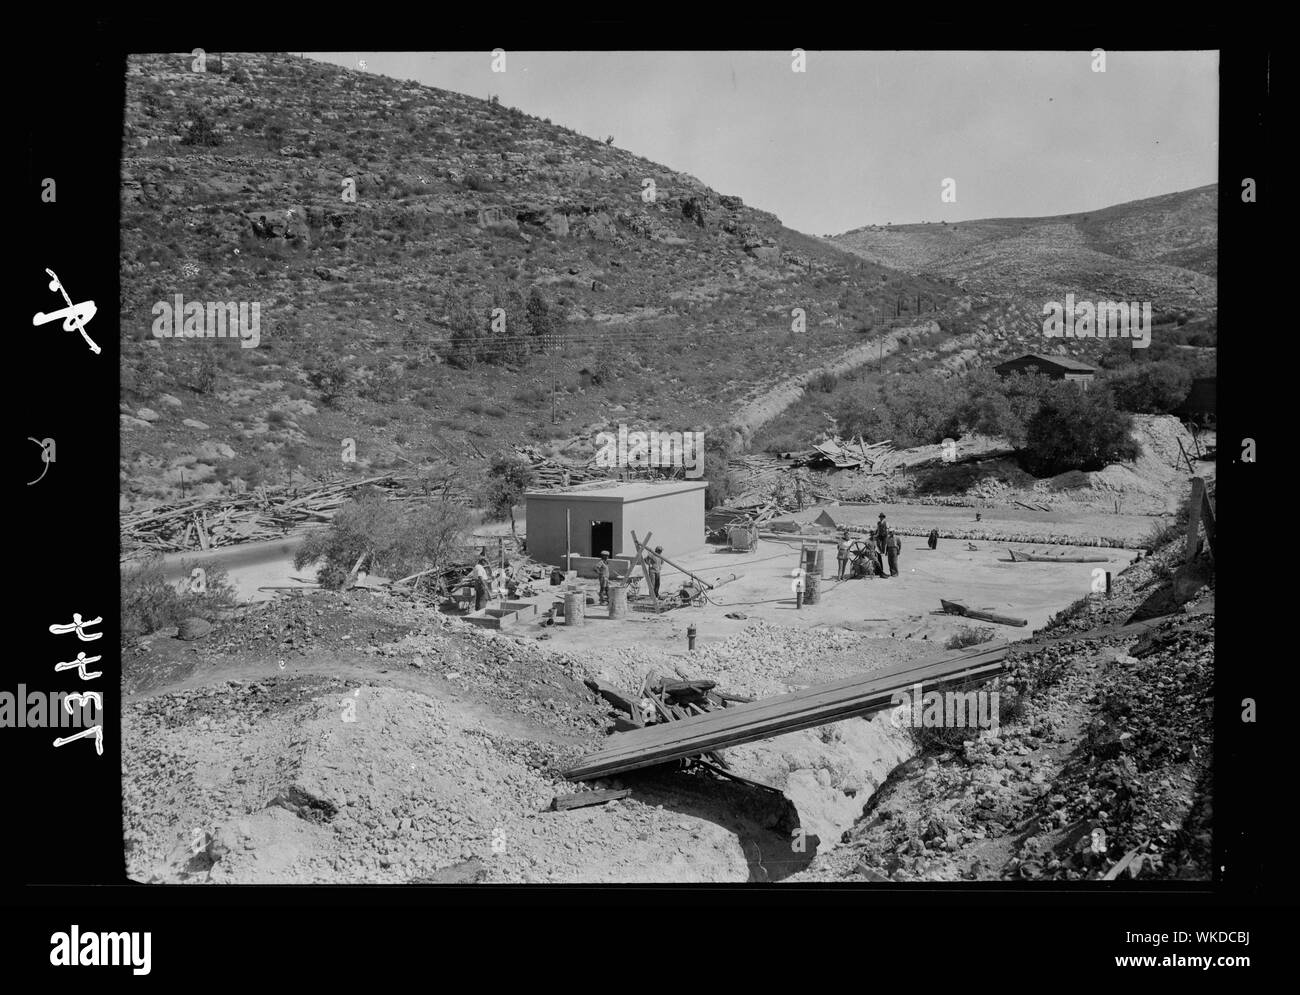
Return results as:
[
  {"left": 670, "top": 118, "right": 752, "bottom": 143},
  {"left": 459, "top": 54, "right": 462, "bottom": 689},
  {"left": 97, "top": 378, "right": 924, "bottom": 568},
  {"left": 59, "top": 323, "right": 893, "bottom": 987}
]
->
[
  {"left": 180, "top": 104, "right": 222, "bottom": 147},
  {"left": 1107, "top": 361, "right": 1193, "bottom": 414},
  {"left": 1022, "top": 385, "right": 1140, "bottom": 475},
  {"left": 305, "top": 357, "right": 353, "bottom": 407},
  {"left": 293, "top": 490, "right": 472, "bottom": 589},
  {"left": 703, "top": 451, "right": 737, "bottom": 510},
  {"left": 945, "top": 625, "right": 996, "bottom": 650},
  {"left": 121, "top": 556, "right": 237, "bottom": 639}
]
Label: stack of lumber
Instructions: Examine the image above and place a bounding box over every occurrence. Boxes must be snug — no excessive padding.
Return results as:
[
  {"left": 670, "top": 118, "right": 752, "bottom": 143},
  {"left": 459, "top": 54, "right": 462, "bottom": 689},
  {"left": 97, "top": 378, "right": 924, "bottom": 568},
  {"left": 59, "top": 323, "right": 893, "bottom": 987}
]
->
[
  {"left": 512, "top": 447, "right": 604, "bottom": 490},
  {"left": 120, "top": 473, "right": 411, "bottom": 553},
  {"left": 565, "top": 643, "right": 1011, "bottom": 780}
]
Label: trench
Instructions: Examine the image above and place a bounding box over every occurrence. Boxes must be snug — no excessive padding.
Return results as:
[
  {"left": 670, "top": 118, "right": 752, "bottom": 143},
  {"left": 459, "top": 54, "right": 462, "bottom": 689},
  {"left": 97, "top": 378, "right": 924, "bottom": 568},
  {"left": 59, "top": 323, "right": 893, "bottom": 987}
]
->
[{"left": 710, "top": 711, "right": 919, "bottom": 879}]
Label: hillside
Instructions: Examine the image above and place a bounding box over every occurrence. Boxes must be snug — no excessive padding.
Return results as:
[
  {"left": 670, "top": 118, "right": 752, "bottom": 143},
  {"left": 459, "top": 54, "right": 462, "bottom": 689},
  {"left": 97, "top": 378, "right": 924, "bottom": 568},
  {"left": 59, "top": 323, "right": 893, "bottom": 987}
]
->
[
  {"left": 119, "top": 52, "right": 957, "bottom": 508},
  {"left": 832, "top": 186, "right": 1216, "bottom": 305},
  {"left": 830, "top": 186, "right": 1217, "bottom": 353}
]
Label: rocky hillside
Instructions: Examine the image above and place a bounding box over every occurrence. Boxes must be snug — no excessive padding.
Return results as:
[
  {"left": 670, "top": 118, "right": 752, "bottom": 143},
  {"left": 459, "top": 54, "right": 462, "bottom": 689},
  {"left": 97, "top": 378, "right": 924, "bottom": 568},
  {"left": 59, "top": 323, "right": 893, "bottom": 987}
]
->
[
  {"left": 833, "top": 186, "right": 1216, "bottom": 306},
  {"left": 119, "top": 52, "right": 958, "bottom": 507},
  {"left": 830, "top": 186, "right": 1217, "bottom": 357}
]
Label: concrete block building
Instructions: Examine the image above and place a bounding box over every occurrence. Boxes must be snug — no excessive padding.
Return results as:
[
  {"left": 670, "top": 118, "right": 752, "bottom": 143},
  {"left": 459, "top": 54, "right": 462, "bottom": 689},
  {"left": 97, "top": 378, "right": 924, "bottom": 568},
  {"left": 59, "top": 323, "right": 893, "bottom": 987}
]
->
[{"left": 524, "top": 480, "right": 707, "bottom": 568}]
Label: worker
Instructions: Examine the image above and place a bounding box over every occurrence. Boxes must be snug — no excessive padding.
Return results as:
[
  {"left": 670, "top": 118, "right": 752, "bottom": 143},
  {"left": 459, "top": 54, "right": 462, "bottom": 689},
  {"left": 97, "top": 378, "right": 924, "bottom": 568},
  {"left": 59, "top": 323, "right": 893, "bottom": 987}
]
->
[
  {"left": 836, "top": 533, "right": 851, "bottom": 580},
  {"left": 928, "top": 528, "right": 939, "bottom": 550},
  {"left": 471, "top": 556, "right": 491, "bottom": 610},
  {"left": 596, "top": 550, "right": 611, "bottom": 604},
  {"left": 886, "top": 530, "right": 902, "bottom": 577},
  {"left": 647, "top": 546, "right": 664, "bottom": 600},
  {"left": 874, "top": 513, "right": 889, "bottom": 555}
]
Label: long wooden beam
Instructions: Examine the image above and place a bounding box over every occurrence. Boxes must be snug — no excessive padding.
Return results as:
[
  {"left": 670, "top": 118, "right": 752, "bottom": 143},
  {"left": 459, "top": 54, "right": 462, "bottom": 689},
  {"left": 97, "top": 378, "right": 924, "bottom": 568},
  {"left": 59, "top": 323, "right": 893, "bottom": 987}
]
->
[{"left": 564, "top": 644, "right": 1011, "bottom": 780}]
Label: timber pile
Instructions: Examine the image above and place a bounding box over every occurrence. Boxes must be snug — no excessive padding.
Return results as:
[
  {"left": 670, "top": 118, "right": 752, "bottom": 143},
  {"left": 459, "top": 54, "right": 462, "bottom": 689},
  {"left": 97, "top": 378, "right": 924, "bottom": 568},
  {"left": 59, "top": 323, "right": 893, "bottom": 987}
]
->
[
  {"left": 566, "top": 643, "right": 1011, "bottom": 780},
  {"left": 513, "top": 446, "right": 604, "bottom": 490},
  {"left": 120, "top": 473, "right": 412, "bottom": 553}
]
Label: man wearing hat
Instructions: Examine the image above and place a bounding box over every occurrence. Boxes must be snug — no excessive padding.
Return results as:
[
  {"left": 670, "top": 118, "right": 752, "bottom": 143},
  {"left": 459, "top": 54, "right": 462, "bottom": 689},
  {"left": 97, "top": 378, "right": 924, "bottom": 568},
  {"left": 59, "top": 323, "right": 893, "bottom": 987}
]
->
[
  {"left": 874, "top": 513, "right": 889, "bottom": 556},
  {"left": 597, "top": 551, "right": 611, "bottom": 605}
]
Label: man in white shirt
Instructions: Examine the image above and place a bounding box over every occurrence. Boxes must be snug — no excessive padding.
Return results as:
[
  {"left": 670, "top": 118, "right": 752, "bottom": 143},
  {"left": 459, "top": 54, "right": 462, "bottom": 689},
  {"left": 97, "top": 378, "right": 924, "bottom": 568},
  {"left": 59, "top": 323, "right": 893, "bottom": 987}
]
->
[{"left": 471, "top": 557, "right": 491, "bottom": 611}]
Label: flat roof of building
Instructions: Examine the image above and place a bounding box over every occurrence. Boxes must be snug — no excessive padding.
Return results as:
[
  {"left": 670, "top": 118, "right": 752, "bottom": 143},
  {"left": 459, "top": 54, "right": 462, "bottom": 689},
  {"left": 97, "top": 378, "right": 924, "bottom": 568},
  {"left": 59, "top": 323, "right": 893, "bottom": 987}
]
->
[
  {"left": 525, "top": 479, "right": 708, "bottom": 502},
  {"left": 995, "top": 353, "right": 1097, "bottom": 373}
]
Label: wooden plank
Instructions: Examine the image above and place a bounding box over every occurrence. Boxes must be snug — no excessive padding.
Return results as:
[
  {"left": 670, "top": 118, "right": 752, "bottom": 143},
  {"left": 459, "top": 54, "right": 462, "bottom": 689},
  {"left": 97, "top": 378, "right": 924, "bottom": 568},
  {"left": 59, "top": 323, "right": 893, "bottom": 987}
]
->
[
  {"left": 630, "top": 529, "right": 657, "bottom": 612},
  {"left": 940, "top": 600, "right": 1027, "bottom": 627},
  {"left": 567, "top": 664, "right": 1006, "bottom": 780},
  {"left": 565, "top": 646, "right": 1011, "bottom": 779},
  {"left": 551, "top": 788, "right": 632, "bottom": 812},
  {"left": 1200, "top": 484, "right": 1216, "bottom": 557},
  {"left": 1185, "top": 477, "right": 1206, "bottom": 563},
  {"left": 584, "top": 677, "right": 641, "bottom": 720}
]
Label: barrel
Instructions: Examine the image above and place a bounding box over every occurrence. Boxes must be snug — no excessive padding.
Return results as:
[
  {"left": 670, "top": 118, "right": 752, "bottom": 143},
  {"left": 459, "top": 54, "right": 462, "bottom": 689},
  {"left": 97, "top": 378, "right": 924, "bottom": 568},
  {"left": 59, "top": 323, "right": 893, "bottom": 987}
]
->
[
  {"left": 804, "top": 570, "right": 821, "bottom": 605},
  {"left": 607, "top": 582, "right": 628, "bottom": 619},
  {"left": 564, "top": 590, "right": 585, "bottom": 626}
]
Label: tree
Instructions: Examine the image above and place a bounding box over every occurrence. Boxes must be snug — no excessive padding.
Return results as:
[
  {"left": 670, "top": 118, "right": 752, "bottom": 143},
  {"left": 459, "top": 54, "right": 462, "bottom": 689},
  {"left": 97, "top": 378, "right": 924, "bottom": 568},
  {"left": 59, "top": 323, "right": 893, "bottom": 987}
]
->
[
  {"left": 485, "top": 456, "right": 534, "bottom": 540},
  {"left": 702, "top": 451, "right": 737, "bottom": 510},
  {"left": 446, "top": 291, "right": 481, "bottom": 369},
  {"left": 1022, "top": 385, "right": 1140, "bottom": 475},
  {"left": 483, "top": 288, "right": 526, "bottom": 366},
  {"left": 525, "top": 287, "right": 557, "bottom": 352},
  {"left": 294, "top": 490, "right": 472, "bottom": 590},
  {"left": 180, "top": 104, "right": 222, "bottom": 147},
  {"left": 1108, "top": 361, "right": 1193, "bottom": 414}
]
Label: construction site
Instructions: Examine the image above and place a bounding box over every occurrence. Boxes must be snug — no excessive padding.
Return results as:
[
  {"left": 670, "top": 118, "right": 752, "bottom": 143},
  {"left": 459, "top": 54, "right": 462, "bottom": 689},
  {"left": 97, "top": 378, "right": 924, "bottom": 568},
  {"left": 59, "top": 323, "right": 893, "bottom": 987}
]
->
[
  {"left": 108, "top": 50, "right": 1219, "bottom": 888},
  {"left": 120, "top": 412, "right": 1216, "bottom": 885}
]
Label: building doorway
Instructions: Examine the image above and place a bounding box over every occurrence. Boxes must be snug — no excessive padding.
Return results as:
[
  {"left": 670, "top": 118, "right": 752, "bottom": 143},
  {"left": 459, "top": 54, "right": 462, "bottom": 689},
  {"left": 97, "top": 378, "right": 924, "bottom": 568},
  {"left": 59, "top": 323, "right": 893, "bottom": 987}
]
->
[{"left": 590, "top": 521, "right": 613, "bottom": 557}]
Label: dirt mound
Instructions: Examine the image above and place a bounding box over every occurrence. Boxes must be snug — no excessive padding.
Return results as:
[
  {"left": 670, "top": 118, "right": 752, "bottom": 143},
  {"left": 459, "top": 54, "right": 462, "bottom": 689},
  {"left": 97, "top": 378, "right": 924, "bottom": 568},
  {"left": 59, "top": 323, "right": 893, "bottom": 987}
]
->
[{"left": 124, "top": 678, "right": 756, "bottom": 883}]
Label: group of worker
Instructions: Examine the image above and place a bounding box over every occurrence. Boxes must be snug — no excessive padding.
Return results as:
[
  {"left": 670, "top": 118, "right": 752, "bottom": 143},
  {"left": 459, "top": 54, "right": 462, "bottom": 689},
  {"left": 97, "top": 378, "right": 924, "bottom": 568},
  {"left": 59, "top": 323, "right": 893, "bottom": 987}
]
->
[
  {"left": 595, "top": 545, "right": 663, "bottom": 604},
  {"left": 832, "top": 514, "right": 942, "bottom": 580}
]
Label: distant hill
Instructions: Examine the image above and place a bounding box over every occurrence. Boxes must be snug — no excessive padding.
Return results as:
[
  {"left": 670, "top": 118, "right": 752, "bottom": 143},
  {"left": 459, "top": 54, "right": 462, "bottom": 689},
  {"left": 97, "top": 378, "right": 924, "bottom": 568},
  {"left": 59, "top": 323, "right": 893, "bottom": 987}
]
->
[
  {"left": 831, "top": 185, "right": 1217, "bottom": 319},
  {"left": 119, "top": 52, "right": 957, "bottom": 507}
]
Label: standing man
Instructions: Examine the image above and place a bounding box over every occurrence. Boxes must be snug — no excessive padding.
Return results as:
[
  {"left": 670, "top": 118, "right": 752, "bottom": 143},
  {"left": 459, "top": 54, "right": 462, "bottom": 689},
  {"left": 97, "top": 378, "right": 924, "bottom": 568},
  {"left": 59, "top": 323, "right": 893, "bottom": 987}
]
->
[
  {"left": 596, "top": 551, "right": 611, "bottom": 605},
  {"left": 648, "top": 546, "right": 664, "bottom": 600},
  {"left": 875, "top": 513, "right": 889, "bottom": 556},
  {"left": 471, "top": 556, "right": 491, "bottom": 611},
  {"left": 836, "top": 533, "right": 851, "bottom": 580},
  {"left": 886, "top": 530, "right": 902, "bottom": 578},
  {"left": 928, "top": 528, "right": 939, "bottom": 550}
]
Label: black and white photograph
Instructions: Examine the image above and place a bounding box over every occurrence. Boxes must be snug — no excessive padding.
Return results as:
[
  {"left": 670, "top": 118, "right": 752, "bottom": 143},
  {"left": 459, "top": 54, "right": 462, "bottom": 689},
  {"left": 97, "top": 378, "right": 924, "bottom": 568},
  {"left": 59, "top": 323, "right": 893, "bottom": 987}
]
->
[
  {"left": 108, "top": 48, "right": 1224, "bottom": 886},
  {"left": 7, "top": 21, "right": 1281, "bottom": 972}
]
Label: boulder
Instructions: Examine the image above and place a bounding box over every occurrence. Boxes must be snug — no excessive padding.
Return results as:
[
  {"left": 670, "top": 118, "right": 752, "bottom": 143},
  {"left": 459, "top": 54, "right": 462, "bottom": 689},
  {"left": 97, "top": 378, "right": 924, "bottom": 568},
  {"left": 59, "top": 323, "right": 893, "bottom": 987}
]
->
[{"left": 177, "top": 617, "right": 213, "bottom": 641}]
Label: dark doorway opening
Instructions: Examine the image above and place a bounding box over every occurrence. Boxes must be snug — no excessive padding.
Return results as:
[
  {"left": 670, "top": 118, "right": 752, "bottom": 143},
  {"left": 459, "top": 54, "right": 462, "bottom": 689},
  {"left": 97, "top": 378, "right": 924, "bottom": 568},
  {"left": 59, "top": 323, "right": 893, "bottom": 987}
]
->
[{"left": 591, "top": 521, "right": 613, "bottom": 557}]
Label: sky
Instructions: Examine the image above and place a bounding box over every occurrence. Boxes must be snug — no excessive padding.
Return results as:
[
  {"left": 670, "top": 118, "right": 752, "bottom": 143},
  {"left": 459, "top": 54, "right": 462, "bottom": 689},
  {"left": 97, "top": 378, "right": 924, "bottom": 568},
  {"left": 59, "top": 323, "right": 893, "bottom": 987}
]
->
[{"left": 307, "top": 51, "right": 1218, "bottom": 236}]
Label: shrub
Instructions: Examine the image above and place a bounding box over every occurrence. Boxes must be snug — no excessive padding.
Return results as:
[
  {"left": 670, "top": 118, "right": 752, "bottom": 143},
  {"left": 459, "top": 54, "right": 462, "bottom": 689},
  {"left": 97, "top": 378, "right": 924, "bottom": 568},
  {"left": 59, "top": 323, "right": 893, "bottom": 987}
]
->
[
  {"left": 121, "top": 556, "right": 237, "bottom": 639},
  {"left": 305, "top": 356, "right": 353, "bottom": 407},
  {"left": 945, "top": 625, "right": 996, "bottom": 650},
  {"left": 180, "top": 104, "right": 222, "bottom": 147},
  {"left": 703, "top": 451, "right": 737, "bottom": 510},
  {"left": 1107, "top": 361, "right": 1193, "bottom": 414},
  {"left": 1022, "top": 385, "right": 1140, "bottom": 475},
  {"left": 293, "top": 490, "right": 472, "bottom": 589}
]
